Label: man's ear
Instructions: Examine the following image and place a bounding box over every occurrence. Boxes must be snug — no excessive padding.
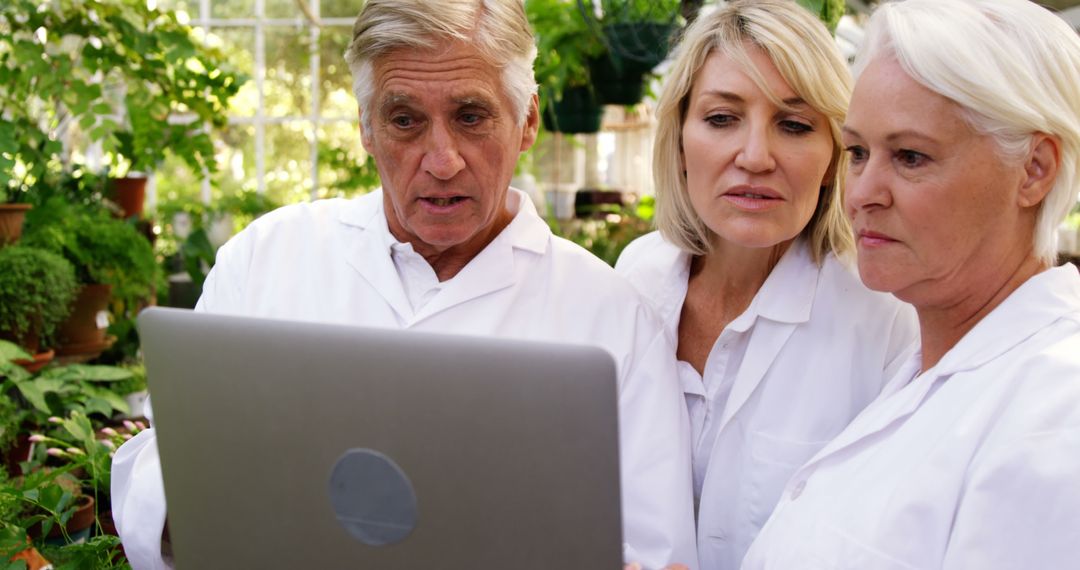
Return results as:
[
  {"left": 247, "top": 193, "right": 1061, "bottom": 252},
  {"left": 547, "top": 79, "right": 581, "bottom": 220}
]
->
[
  {"left": 519, "top": 94, "right": 540, "bottom": 153},
  {"left": 358, "top": 108, "right": 373, "bottom": 154},
  {"left": 1018, "top": 133, "right": 1061, "bottom": 208}
]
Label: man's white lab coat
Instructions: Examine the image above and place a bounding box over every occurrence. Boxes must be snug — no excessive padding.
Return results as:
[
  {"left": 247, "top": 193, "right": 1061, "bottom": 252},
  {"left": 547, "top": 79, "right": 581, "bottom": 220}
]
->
[
  {"left": 111, "top": 189, "right": 697, "bottom": 570},
  {"left": 742, "top": 265, "right": 1080, "bottom": 569},
  {"left": 616, "top": 232, "right": 917, "bottom": 569}
]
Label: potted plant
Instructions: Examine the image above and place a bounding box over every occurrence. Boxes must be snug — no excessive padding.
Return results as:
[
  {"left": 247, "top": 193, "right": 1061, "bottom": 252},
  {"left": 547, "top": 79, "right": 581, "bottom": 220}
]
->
[
  {"left": 0, "top": 187, "right": 33, "bottom": 247},
  {"left": 0, "top": 0, "right": 246, "bottom": 220},
  {"left": 527, "top": 0, "right": 607, "bottom": 133},
  {"left": 579, "top": 0, "right": 681, "bottom": 106},
  {"left": 0, "top": 245, "right": 79, "bottom": 370},
  {"left": 22, "top": 199, "right": 159, "bottom": 360}
]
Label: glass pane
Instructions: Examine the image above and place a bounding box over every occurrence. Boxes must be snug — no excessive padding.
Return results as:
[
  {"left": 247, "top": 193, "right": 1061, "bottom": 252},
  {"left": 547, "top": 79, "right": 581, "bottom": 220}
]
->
[
  {"left": 156, "top": 0, "right": 198, "bottom": 18},
  {"left": 209, "top": 28, "right": 258, "bottom": 117},
  {"left": 322, "top": 0, "right": 363, "bottom": 18},
  {"left": 266, "top": 0, "right": 301, "bottom": 19},
  {"left": 155, "top": 153, "right": 201, "bottom": 206},
  {"left": 265, "top": 123, "right": 314, "bottom": 204},
  {"left": 316, "top": 120, "right": 378, "bottom": 200},
  {"left": 212, "top": 0, "right": 255, "bottom": 19},
  {"left": 213, "top": 124, "right": 258, "bottom": 198},
  {"left": 266, "top": 28, "right": 313, "bottom": 117},
  {"left": 320, "top": 26, "right": 357, "bottom": 120}
]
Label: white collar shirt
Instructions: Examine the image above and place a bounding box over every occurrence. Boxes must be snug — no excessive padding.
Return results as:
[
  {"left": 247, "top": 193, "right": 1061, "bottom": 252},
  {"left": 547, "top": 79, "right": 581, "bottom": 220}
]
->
[
  {"left": 617, "top": 232, "right": 917, "bottom": 570},
  {"left": 112, "top": 189, "right": 697, "bottom": 570},
  {"left": 742, "top": 265, "right": 1080, "bottom": 570}
]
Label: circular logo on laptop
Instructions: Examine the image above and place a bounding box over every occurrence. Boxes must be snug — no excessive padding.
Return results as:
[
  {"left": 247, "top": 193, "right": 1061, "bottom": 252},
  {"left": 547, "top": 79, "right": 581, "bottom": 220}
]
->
[{"left": 328, "top": 449, "right": 418, "bottom": 546}]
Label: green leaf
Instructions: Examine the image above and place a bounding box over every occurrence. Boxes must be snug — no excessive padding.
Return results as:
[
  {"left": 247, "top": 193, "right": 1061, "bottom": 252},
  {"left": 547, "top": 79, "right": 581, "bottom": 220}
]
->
[
  {"left": 0, "top": 341, "right": 31, "bottom": 364},
  {"left": 56, "top": 364, "right": 134, "bottom": 382},
  {"left": 10, "top": 376, "right": 65, "bottom": 414}
]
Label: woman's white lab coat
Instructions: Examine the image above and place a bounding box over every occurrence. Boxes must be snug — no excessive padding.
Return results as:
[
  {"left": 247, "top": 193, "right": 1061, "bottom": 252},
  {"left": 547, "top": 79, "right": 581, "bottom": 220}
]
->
[
  {"left": 742, "top": 265, "right": 1080, "bottom": 569},
  {"left": 616, "top": 233, "right": 917, "bottom": 569},
  {"left": 111, "top": 190, "right": 697, "bottom": 570}
]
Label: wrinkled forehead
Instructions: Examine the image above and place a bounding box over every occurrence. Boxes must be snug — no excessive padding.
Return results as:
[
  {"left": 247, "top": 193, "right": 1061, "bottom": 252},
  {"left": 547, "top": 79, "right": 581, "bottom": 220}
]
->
[{"left": 371, "top": 42, "right": 507, "bottom": 110}]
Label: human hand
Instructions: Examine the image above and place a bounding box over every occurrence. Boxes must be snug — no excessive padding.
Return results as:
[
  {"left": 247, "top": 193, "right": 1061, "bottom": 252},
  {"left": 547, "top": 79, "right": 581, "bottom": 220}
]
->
[{"left": 624, "top": 564, "right": 689, "bottom": 570}]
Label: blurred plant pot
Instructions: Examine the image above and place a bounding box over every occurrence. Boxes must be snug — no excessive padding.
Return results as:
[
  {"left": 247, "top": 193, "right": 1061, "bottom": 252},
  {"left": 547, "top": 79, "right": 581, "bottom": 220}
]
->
[
  {"left": 543, "top": 87, "right": 603, "bottom": 134},
  {"left": 56, "top": 284, "right": 118, "bottom": 364},
  {"left": 109, "top": 176, "right": 148, "bottom": 220},
  {"left": 58, "top": 284, "right": 112, "bottom": 346},
  {"left": 29, "top": 494, "right": 96, "bottom": 546},
  {"left": 14, "top": 348, "right": 55, "bottom": 374},
  {"left": 0, "top": 203, "right": 32, "bottom": 246},
  {"left": 3, "top": 433, "right": 34, "bottom": 477}
]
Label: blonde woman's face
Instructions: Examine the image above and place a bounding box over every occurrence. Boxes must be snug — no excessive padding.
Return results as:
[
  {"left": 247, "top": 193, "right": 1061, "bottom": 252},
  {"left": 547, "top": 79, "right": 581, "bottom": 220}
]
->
[{"left": 681, "top": 45, "right": 833, "bottom": 250}]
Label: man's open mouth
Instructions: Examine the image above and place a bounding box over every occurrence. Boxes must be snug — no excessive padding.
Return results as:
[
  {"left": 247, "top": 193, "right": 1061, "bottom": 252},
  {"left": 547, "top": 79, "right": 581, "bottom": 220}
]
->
[{"left": 422, "top": 197, "right": 467, "bottom": 207}]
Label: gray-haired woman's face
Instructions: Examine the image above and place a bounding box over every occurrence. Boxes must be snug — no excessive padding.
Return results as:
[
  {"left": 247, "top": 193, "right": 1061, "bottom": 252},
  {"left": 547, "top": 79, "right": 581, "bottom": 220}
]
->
[{"left": 842, "top": 57, "right": 1033, "bottom": 308}]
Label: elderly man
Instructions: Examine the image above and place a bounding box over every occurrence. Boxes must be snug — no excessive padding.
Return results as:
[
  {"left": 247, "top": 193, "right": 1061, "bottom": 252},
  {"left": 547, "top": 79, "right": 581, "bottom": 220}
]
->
[{"left": 109, "top": 1, "right": 696, "bottom": 569}]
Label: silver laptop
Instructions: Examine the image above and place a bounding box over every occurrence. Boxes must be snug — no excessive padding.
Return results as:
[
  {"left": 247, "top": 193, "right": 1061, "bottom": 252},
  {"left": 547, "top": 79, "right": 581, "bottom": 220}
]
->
[{"left": 137, "top": 307, "right": 624, "bottom": 569}]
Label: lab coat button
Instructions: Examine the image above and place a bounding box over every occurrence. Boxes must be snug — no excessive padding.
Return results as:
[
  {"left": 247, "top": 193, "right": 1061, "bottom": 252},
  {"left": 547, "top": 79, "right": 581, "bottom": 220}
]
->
[{"left": 790, "top": 479, "right": 807, "bottom": 500}]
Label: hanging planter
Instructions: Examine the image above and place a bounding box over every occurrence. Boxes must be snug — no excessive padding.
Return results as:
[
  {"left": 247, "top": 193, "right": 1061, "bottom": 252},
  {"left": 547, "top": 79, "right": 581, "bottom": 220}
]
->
[
  {"left": 589, "top": 22, "right": 675, "bottom": 105},
  {"left": 543, "top": 87, "right": 605, "bottom": 134}
]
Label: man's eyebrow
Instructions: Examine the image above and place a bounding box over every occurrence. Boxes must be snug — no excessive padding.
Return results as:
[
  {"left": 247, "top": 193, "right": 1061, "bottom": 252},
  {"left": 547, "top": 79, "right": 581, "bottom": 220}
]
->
[
  {"left": 453, "top": 94, "right": 498, "bottom": 111},
  {"left": 377, "top": 93, "right": 413, "bottom": 115}
]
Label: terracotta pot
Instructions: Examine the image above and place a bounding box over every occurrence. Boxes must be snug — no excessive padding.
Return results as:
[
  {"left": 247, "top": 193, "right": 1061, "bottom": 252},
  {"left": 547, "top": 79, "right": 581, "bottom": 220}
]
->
[
  {"left": 14, "top": 348, "right": 55, "bottom": 374},
  {"left": 58, "top": 284, "right": 112, "bottom": 346},
  {"left": 0, "top": 203, "right": 32, "bottom": 247},
  {"left": 109, "top": 176, "right": 148, "bottom": 220},
  {"left": 29, "top": 494, "right": 96, "bottom": 545}
]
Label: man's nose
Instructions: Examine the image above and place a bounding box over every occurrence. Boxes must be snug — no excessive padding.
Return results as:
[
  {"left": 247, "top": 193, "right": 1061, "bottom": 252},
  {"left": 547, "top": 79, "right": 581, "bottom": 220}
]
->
[
  {"left": 421, "top": 121, "right": 466, "bottom": 180},
  {"left": 733, "top": 124, "right": 777, "bottom": 174}
]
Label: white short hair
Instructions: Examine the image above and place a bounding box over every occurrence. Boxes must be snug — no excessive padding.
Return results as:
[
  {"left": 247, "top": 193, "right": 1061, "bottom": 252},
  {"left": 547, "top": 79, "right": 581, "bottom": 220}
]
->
[
  {"left": 855, "top": 0, "right": 1080, "bottom": 265},
  {"left": 344, "top": 0, "right": 538, "bottom": 132}
]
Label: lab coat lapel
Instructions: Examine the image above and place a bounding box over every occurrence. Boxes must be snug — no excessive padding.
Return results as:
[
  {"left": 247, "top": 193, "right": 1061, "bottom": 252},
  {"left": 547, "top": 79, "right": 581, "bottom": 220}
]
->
[
  {"left": 337, "top": 191, "right": 414, "bottom": 321},
  {"left": 717, "top": 320, "right": 798, "bottom": 430}
]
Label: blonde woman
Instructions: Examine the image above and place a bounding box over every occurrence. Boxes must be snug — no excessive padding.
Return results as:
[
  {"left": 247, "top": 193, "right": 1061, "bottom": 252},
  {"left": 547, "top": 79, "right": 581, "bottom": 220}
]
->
[{"left": 615, "top": 1, "right": 916, "bottom": 567}]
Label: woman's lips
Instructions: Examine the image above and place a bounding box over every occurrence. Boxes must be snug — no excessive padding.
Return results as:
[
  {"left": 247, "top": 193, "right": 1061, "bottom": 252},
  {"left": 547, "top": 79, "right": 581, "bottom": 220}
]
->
[
  {"left": 722, "top": 185, "right": 783, "bottom": 211},
  {"left": 857, "top": 229, "right": 898, "bottom": 247}
]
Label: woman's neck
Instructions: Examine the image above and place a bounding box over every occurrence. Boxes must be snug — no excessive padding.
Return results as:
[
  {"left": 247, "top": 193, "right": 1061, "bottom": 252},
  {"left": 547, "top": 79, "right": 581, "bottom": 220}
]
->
[
  {"left": 916, "top": 254, "right": 1047, "bottom": 372},
  {"left": 677, "top": 238, "right": 795, "bottom": 373}
]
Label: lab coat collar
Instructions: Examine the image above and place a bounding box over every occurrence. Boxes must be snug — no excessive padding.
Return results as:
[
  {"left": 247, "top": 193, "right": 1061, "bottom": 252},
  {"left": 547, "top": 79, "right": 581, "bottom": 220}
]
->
[
  {"left": 749, "top": 240, "right": 820, "bottom": 325},
  {"left": 930, "top": 265, "right": 1080, "bottom": 376},
  {"left": 336, "top": 188, "right": 550, "bottom": 324},
  {"left": 794, "top": 265, "right": 1080, "bottom": 477}
]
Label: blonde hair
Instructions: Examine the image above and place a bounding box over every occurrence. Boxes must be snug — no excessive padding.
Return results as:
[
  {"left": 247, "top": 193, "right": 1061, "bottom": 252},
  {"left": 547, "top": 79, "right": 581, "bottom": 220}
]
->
[
  {"left": 653, "top": 0, "right": 853, "bottom": 262},
  {"left": 855, "top": 0, "right": 1080, "bottom": 266},
  {"left": 344, "top": 0, "right": 538, "bottom": 132}
]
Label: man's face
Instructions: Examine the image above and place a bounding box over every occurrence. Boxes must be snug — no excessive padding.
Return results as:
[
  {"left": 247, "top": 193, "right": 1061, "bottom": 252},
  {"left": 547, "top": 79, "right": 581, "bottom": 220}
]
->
[{"left": 361, "top": 41, "right": 539, "bottom": 260}]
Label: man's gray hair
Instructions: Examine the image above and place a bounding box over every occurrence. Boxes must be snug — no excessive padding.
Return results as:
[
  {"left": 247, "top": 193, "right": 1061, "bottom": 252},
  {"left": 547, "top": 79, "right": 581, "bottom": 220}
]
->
[
  {"left": 855, "top": 0, "right": 1080, "bottom": 266},
  {"left": 344, "top": 0, "right": 538, "bottom": 133}
]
